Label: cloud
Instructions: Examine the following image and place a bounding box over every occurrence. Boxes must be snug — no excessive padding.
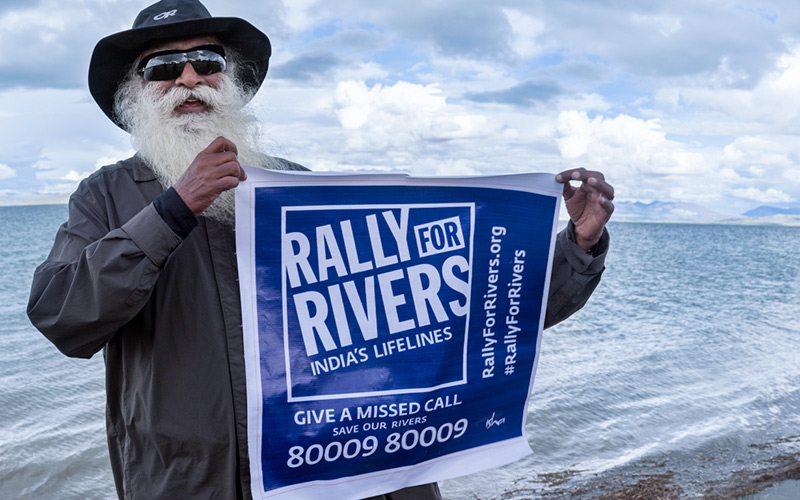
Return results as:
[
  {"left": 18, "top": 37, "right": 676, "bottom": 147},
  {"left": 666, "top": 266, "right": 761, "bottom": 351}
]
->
[
  {"left": 3, "top": 0, "right": 800, "bottom": 216},
  {"left": 555, "top": 111, "right": 670, "bottom": 164},
  {"left": 271, "top": 51, "right": 342, "bottom": 81},
  {"left": 502, "top": 8, "right": 546, "bottom": 59},
  {"left": 33, "top": 142, "right": 123, "bottom": 195},
  {"left": 280, "top": 0, "right": 319, "bottom": 32},
  {"left": 0, "top": 86, "right": 128, "bottom": 195},
  {"left": 721, "top": 136, "right": 794, "bottom": 172},
  {"left": 464, "top": 80, "right": 564, "bottom": 106},
  {"left": 95, "top": 148, "right": 136, "bottom": 170},
  {"left": 0, "top": 0, "right": 33, "bottom": 11},
  {"left": 382, "top": 5, "right": 513, "bottom": 60},
  {"left": 298, "top": 0, "right": 515, "bottom": 61},
  {"left": 0, "top": 1, "right": 137, "bottom": 89},
  {"left": 553, "top": 110, "right": 726, "bottom": 205},
  {"left": 631, "top": 13, "right": 682, "bottom": 38},
  {"left": 304, "top": 1, "right": 785, "bottom": 80},
  {"left": 716, "top": 135, "right": 800, "bottom": 206},
  {"left": 674, "top": 43, "right": 800, "bottom": 129},
  {"left": 333, "top": 80, "right": 492, "bottom": 151},
  {"left": 550, "top": 105, "right": 800, "bottom": 212},
  {"left": 547, "top": 3, "right": 783, "bottom": 82},
  {"left": 731, "top": 187, "right": 794, "bottom": 204},
  {"left": 0, "top": 163, "right": 16, "bottom": 180},
  {"left": 61, "top": 169, "right": 95, "bottom": 183}
]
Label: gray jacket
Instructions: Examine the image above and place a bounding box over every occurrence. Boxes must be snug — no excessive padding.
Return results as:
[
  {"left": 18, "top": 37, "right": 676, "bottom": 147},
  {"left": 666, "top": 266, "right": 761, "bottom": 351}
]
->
[{"left": 27, "top": 156, "right": 608, "bottom": 500}]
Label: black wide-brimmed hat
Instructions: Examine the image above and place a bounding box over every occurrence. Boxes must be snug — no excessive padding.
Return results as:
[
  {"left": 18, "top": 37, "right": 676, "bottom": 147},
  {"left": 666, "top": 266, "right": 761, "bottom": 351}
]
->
[{"left": 89, "top": 0, "right": 271, "bottom": 129}]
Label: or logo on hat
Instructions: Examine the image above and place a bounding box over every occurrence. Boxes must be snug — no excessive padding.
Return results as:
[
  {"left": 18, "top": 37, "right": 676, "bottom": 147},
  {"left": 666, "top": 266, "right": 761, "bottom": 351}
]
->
[{"left": 154, "top": 9, "right": 178, "bottom": 21}]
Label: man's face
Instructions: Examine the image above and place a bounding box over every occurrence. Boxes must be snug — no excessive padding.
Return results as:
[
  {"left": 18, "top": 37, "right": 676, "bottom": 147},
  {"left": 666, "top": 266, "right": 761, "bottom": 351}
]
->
[
  {"left": 139, "top": 35, "right": 224, "bottom": 115},
  {"left": 116, "top": 34, "right": 259, "bottom": 225}
]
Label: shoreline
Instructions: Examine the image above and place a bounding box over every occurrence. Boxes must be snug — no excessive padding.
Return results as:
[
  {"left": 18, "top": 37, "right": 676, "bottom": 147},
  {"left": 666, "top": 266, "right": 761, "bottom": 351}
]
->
[
  {"left": 451, "top": 443, "right": 800, "bottom": 499},
  {"left": 740, "top": 480, "right": 800, "bottom": 499}
]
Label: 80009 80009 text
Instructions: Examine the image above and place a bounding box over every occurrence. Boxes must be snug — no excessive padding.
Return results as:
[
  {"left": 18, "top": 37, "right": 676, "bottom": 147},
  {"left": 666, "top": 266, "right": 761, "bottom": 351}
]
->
[{"left": 286, "top": 418, "right": 468, "bottom": 468}]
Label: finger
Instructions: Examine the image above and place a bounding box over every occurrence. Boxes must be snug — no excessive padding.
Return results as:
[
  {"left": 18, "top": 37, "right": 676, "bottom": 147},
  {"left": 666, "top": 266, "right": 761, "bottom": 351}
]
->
[
  {"left": 568, "top": 168, "right": 606, "bottom": 183},
  {"left": 212, "top": 163, "right": 245, "bottom": 186},
  {"left": 555, "top": 167, "right": 586, "bottom": 183},
  {"left": 587, "top": 176, "right": 615, "bottom": 200},
  {"left": 194, "top": 149, "right": 238, "bottom": 167},
  {"left": 601, "top": 198, "right": 615, "bottom": 216},
  {"left": 238, "top": 165, "right": 247, "bottom": 181},
  {"left": 213, "top": 151, "right": 240, "bottom": 169},
  {"left": 557, "top": 167, "right": 608, "bottom": 182},
  {"left": 213, "top": 176, "right": 242, "bottom": 194},
  {"left": 197, "top": 158, "right": 242, "bottom": 182},
  {"left": 196, "top": 150, "right": 239, "bottom": 174},
  {"left": 216, "top": 159, "right": 243, "bottom": 180},
  {"left": 204, "top": 136, "right": 239, "bottom": 156},
  {"left": 561, "top": 179, "right": 577, "bottom": 200}
]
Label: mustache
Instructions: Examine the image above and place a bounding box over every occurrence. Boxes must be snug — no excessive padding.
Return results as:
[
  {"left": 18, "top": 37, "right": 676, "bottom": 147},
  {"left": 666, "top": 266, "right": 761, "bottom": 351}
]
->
[{"left": 154, "top": 84, "right": 225, "bottom": 112}]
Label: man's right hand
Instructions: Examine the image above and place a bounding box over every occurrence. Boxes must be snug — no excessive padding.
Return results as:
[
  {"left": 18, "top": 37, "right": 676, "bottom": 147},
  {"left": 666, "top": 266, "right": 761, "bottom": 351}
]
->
[
  {"left": 555, "top": 168, "right": 614, "bottom": 252},
  {"left": 172, "top": 136, "right": 247, "bottom": 215}
]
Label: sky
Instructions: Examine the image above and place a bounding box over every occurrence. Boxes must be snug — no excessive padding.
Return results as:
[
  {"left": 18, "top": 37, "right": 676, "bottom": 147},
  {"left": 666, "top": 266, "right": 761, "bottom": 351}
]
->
[{"left": 2, "top": 0, "right": 800, "bottom": 215}]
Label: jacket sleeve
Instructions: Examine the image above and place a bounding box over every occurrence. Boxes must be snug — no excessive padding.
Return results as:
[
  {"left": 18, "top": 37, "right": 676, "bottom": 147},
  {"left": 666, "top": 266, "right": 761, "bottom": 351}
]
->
[
  {"left": 544, "top": 221, "right": 609, "bottom": 329},
  {"left": 27, "top": 187, "right": 183, "bottom": 359}
]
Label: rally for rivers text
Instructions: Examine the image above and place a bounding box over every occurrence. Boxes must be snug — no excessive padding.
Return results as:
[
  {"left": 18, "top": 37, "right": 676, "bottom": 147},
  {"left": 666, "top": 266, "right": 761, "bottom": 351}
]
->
[{"left": 282, "top": 207, "right": 470, "bottom": 374}]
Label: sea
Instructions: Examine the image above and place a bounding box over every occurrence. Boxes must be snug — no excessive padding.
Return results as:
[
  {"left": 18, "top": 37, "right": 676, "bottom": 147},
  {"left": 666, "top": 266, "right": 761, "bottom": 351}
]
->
[{"left": 1, "top": 204, "right": 798, "bottom": 499}]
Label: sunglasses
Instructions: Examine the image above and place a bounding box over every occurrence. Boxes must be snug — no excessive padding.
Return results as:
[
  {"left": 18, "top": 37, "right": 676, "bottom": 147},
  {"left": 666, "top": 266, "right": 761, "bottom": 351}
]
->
[{"left": 138, "top": 45, "right": 227, "bottom": 82}]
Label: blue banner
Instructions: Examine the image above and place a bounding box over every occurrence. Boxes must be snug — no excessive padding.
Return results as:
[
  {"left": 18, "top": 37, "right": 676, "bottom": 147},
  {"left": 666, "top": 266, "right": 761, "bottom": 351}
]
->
[{"left": 236, "top": 170, "right": 560, "bottom": 500}]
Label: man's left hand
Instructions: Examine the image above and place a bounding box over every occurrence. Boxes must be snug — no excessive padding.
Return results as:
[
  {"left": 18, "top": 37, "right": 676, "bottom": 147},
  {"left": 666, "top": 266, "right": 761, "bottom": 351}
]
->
[{"left": 556, "top": 168, "right": 615, "bottom": 252}]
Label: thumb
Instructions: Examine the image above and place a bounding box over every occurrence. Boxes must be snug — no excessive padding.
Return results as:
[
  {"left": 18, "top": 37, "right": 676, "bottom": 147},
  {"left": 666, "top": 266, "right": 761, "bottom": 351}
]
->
[{"left": 561, "top": 181, "right": 576, "bottom": 200}]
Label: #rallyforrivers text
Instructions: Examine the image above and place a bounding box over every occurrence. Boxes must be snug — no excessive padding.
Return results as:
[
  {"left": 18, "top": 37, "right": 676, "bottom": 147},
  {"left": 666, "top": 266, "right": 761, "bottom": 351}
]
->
[{"left": 481, "top": 226, "right": 525, "bottom": 379}]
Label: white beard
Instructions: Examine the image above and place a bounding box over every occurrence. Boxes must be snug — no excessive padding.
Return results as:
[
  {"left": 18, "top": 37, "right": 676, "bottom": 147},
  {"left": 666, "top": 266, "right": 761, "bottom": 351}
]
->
[{"left": 114, "top": 71, "right": 273, "bottom": 226}]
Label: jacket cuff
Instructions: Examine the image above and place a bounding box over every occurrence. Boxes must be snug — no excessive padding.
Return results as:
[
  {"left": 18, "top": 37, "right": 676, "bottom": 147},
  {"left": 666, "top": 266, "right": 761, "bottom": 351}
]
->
[
  {"left": 121, "top": 204, "right": 183, "bottom": 267},
  {"left": 153, "top": 187, "right": 198, "bottom": 239},
  {"left": 559, "top": 220, "right": 609, "bottom": 274}
]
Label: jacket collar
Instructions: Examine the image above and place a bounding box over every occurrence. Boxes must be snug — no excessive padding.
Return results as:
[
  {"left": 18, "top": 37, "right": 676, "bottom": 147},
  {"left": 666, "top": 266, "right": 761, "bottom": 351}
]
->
[{"left": 129, "top": 154, "right": 159, "bottom": 183}]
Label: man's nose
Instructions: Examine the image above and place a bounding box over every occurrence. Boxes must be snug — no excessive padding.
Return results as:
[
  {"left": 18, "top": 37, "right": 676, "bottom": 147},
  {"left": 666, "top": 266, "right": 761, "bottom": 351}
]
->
[{"left": 174, "top": 62, "right": 202, "bottom": 88}]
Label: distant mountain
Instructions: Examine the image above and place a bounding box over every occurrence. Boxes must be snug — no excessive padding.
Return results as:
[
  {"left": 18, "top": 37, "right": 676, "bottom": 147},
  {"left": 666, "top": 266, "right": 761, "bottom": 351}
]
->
[
  {"left": 612, "top": 201, "right": 729, "bottom": 222},
  {"left": 742, "top": 205, "right": 800, "bottom": 217}
]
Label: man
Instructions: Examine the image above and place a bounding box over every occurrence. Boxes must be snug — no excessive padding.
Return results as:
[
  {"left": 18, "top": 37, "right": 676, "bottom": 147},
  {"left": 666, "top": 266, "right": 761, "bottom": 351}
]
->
[{"left": 27, "top": 1, "right": 614, "bottom": 499}]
